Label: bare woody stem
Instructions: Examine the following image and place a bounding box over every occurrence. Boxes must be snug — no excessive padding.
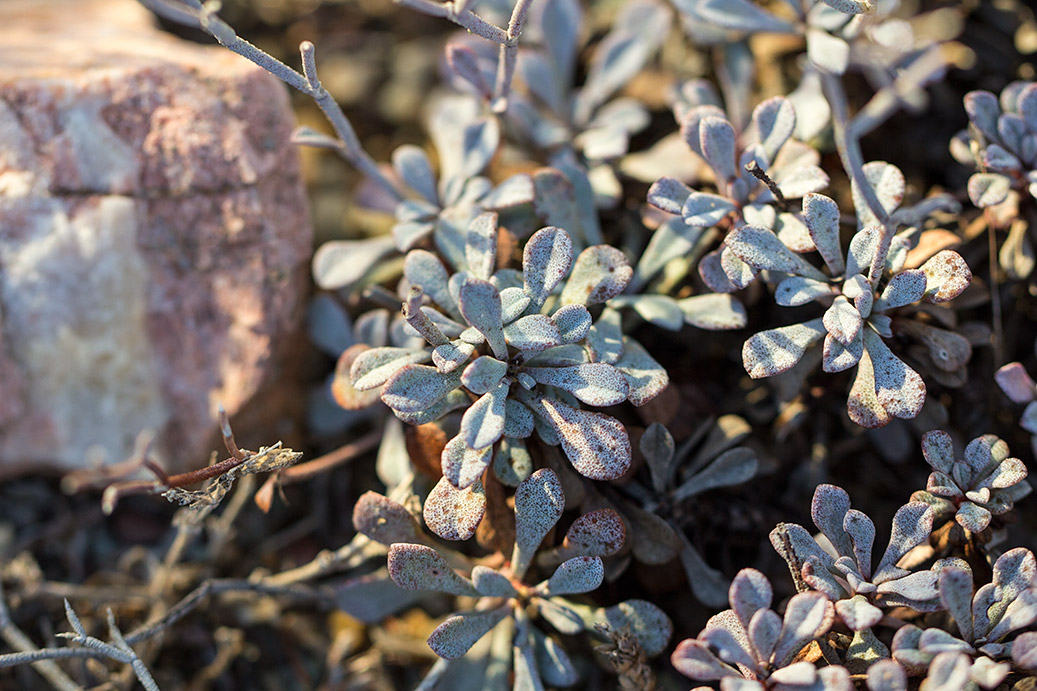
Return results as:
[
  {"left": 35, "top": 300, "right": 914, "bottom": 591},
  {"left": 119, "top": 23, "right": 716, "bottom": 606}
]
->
[{"left": 137, "top": 0, "right": 405, "bottom": 202}]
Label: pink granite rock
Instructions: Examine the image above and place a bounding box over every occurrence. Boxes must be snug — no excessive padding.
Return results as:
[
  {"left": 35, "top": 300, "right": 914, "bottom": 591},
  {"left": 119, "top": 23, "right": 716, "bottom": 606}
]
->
[{"left": 0, "top": 0, "right": 312, "bottom": 475}]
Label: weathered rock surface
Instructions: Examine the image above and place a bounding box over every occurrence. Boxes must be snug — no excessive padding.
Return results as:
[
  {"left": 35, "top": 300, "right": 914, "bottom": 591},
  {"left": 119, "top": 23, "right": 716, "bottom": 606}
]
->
[{"left": 0, "top": 0, "right": 312, "bottom": 475}]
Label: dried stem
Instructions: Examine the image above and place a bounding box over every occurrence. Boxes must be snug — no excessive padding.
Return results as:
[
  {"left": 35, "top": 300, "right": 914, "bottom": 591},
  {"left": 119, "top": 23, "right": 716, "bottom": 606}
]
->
[
  {"left": 0, "top": 581, "right": 81, "bottom": 690},
  {"left": 137, "top": 0, "right": 404, "bottom": 202},
  {"left": 745, "top": 161, "right": 788, "bottom": 211}
]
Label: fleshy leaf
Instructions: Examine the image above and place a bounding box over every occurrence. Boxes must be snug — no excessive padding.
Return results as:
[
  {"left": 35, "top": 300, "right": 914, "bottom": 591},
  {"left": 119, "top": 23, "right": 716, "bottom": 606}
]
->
[
  {"left": 559, "top": 245, "right": 633, "bottom": 305},
  {"left": 535, "top": 630, "right": 578, "bottom": 687},
  {"left": 968, "top": 173, "right": 1011, "bottom": 208},
  {"left": 678, "top": 293, "right": 748, "bottom": 330},
  {"left": 538, "top": 598, "right": 585, "bottom": 635},
  {"left": 836, "top": 594, "right": 883, "bottom": 631},
  {"left": 822, "top": 332, "right": 863, "bottom": 373},
  {"left": 681, "top": 192, "right": 736, "bottom": 227},
  {"left": 601, "top": 600, "right": 672, "bottom": 657},
  {"left": 382, "top": 365, "right": 462, "bottom": 414},
  {"left": 561, "top": 509, "right": 626, "bottom": 558},
  {"left": 387, "top": 543, "right": 478, "bottom": 595},
  {"left": 542, "top": 557, "right": 604, "bottom": 595},
  {"left": 873, "top": 502, "right": 934, "bottom": 583},
  {"left": 919, "top": 251, "right": 971, "bottom": 303},
  {"left": 465, "top": 212, "right": 498, "bottom": 281},
  {"left": 461, "top": 355, "right": 507, "bottom": 395},
  {"left": 726, "top": 225, "right": 827, "bottom": 280},
  {"left": 539, "top": 397, "right": 631, "bottom": 480},
  {"left": 699, "top": 115, "right": 737, "bottom": 182},
  {"left": 647, "top": 177, "right": 693, "bottom": 214},
  {"left": 459, "top": 279, "right": 508, "bottom": 359},
  {"left": 811, "top": 484, "right": 854, "bottom": 559},
  {"left": 807, "top": 28, "right": 850, "bottom": 74},
  {"left": 405, "top": 250, "right": 456, "bottom": 315},
  {"left": 773, "top": 592, "right": 834, "bottom": 667},
  {"left": 428, "top": 608, "right": 510, "bottom": 660},
  {"left": 938, "top": 567, "right": 975, "bottom": 642},
  {"left": 615, "top": 339, "right": 669, "bottom": 406},
  {"left": 442, "top": 433, "right": 494, "bottom": 489},
  {"left": 672, "top": 448, "right": 757, "bottom": 501},
  {"left": 351, "top": 347, "right": 429, "bottom": 391},
  {"left": 776, "top": 276, "right": 836, "bottom": 307},
  {"left": 512, "top": 468, "right": 566, "bottom": 579},
  {"left": 313, "top": 236, "right": 396, "bottom": 290},
  {"left": 504, "top": 314, "right": 563, "bottom": 351},
  {"left": 552, "top": 304, "right": 592, "bottom": 343},
  {"left": 423, "top": 476, "right": 487, "bottom": 541},
  {"left": 877, "top": 270, "right": 927, "bottom": 310},
  {"left": 523, "top": 226, "right": 574, "bottom": 308},
  {"left": 852, "top": 162, "right": 905, "bottom": 228},
  {"left": 823, "top": 296, "right": 862, "bottom": 346},
  {"left": 742, "top": 318, "right": 827, "bottom": 379},
  {"left": 803, "top": 193, "right": 845, "bottom": 275},
  {"left": 863, "top": 330, "right": 926, "bottom": 420},
  {"left": 524, "top": 363, "right": 628, "bottom": 406},
  {"left": 472, "top": 565, "right": 519, "bottom": 597},
  {"left": 867, "top": 659, "right": 907, "bottom": 691},
  {"left": 753, "top": 97, "right": 796, "bottom": 163},
  {"left": 641, "top": 423, "right": 675, "bottom": 493},
  {"left": 671, "top": 639, "right": 735, "bottom": 681},
  {"left": 393, "top": 144, "right": 438, "bottom": 204},
  {"left": 460, "top": 383, "right": 508, "bottom": 451},
  {"left": 847, "top": 346, "right": 892, "bottom": 428},
  {"left": 352, "top": 491, "right": 421, "bottom": 545},
  {"left": 995, "top": 362, "right": 1037, "bottom": 403},
  {"left": 730, "top": 568, "right": 772, "bottom": 632}
]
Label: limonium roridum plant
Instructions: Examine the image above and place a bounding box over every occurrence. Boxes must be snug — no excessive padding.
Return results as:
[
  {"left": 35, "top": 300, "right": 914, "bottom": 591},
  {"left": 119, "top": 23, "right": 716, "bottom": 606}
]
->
[{"left": 349, "top": 214, "right": 667, "bottom": 515}]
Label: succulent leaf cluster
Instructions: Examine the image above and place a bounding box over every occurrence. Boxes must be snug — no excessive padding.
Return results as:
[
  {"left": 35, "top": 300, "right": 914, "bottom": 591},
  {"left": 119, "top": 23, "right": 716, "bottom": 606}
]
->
[
  {"left": 385, "top": 468, "right": 671, "bottom": 687},
  {"left": 349, "top": 215, "right": 667, "bottom": 536},
  {"left": 733, "top": 183, "right": 969, "bottom": 427},
  {"left": 911, "top": 430, "right": 1031, "bottom": 535},
  {"left": 995, "top": 360, "right": 1037, "bottom": 458}
]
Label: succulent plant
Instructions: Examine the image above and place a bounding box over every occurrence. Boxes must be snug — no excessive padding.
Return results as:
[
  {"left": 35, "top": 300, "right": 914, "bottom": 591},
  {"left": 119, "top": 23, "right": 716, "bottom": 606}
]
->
[
  {"left": 732, "top": 183, "right": 969, "bottom": 427},
  {"left": 890, "top": 548, "right": 1037, "bottom": 688},
  {"left": 670, "top": 567, "right": 851, "bottom": 690},
  {"left": 348, "top": 216, "right": 668, "bottom": 520},
  {"left": 910, "top": 430, "right": 1031, "bottom": 535},
  {"left": 995, "top": 360, "right": 1037, "bottom": 458},
  {"left": 771, "top": 484, "right": 942, "bottom": 634},
  {"left": 647, "top": 90, "right": 830, "bottom": 296},
  {"left": 951, "top": 81, "right": 1037, "bottom": 279},
  {"left": 386, "top": 468, "right": 671, "bottom": 688}
]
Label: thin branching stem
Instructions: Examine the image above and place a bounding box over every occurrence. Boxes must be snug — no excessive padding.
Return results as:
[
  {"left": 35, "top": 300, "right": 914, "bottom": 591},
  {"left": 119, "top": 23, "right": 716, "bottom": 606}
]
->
[
  {"left": 0, "top": 581, "right": 81, "bottom": 690},
  {"left": 137, "top": 0, "right": 405, "bottom": 202}
]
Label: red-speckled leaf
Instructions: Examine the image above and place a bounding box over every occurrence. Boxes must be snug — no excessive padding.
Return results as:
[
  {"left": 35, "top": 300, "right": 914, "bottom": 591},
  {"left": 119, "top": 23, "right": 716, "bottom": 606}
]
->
[
  {"left": 748, "top": 609, "right": 783, "bottom": 662},
  {"left": 428, "top": 607, "right": 510, "bottom": 660},
  {"left": 776, "top": 276, "right": 836, "bottom": 307},
  {"left": 811, "top": 484, "right": 854, "bottom": 559},
  {"left": 777, "top": 166, "right": 830, "bottom": 199},
  {"left": 822, "top": 0, "right": 873, "bottom": 14},
  {"left": 560, "top": 245, "right": 633, "bottom": 306},
  {"left": 1014, "top": 632, "right": 1037, "bottom": 670},
  {"left": 964, "top": 90, "right": 1000, "bottom": 141},
  {"left": 602, "top": 599, "right": 672, "bottom": 656},
  {"left": 539, "top": 397, "right": 631, "bottom": 481},
  {"left": 754, "top": 96, "right": 796, "bottom": 164},
  {"left": 867, "top": 659, "right": 908, "bottom": 691},
  {"left": 864, "top": 330, "right": 926, "bottom": 420},
  {"left": 562, "top": 509, "right": 626, "bottom": 558},
  {"left": 938, "top": 567, "right": 975, "bottom": 642},
  {"left": 823, "top": 296, "right": 862, "bottom": 346},
  {"left": 405, "top": 250, "right": 455, "bottom": 315},
  {"left": 921, "top": 430, "right": 955, "bottom": 474},
  {"left": 847, "top": 346, "right": 892, "bottom": 428},
  {"left": 472, "top": 565, "right": 518, "bottom": 597},
  {"left": 968, "top": 173, "right": 1011, "bottom": 208},
  {"left": 873, "top": 502, "right": 934, "bottom": 583},
  {"left": 423, "top": 476, "right": 487, "bottom": 541},
  {"left": 822, "top": 332, "right": 863, "bottom": 373},
  {"left": 381, "top": 365, "right": 462, "bottom": 414},
  {"left": 504, "top": 315, "right": 563, "bottom": 351},
  {"left": 335, "top": 570, "right": 430, "bottom": 623},
  {"left": 615, "top": 338, "right": 669, "bottom": 406},
  {"left": 460, "top": 355, "right": 507, "bottom": 395},
  {"left": 432, "top": 341, "right": 475, "bottom": 374},
  {"left": 353, "top": 491, "right": 421, "bottom": 545},
  {"left": 699, "top": 115, "right": 737, "bottom": 182},
  {"left": 387, "top": 543, "right": 478, "bottom": 595},
  {"left": 587, "top": 307, "right": 623, "bottom": 364},
  {"left": 542, "top": 557, "right": 604, "bottom": 596},
  {"left": 442, "top": 433, "right": 494, "bottom": 489},
  {"left": 524, "top": 226, "right": 574, "bottom": 308},
  {"left": 539, "top": 598, "right": 585, "bottom": 635},
  {"left": 742, "top": 318, "right": 827, "bottom": 379},
  {"left": 773, "top": 592, "right": 834, "bottom": 667},
  {"left": 350, "top": 347, "right": 429, "bottom": 391},
  {"left": 803, "top": 193, "right": 845, "bottom": 275},
  {"left": 512, "top": 468, "right": 565, "bottom": 579},
  {"left": 524, "top": 363, "right": 628, "bottom": 406},
  {"left": 553, "top": 304, "right": 592, "bottom": 343},
  {"left": 678, "top": 293, "right": 748, "bottom": 330},
  {"left": 836, "top": 594, "right": 882, "bottom": 632},
  {"left": 466, "top": 212, "right": 498, "bottom": 280},
  {"left": 852, "top": 162, "right": 905, "bottom": 228},
  {"left": 681, "top": 192, "right": 736, "bottom": 227},
  {"left": 460, "top": 382, "right": 508, "bottom": 452},
  {"left": 995, "top": 363, "right": 1037, "bottom": 403},
  {"left": 726, "top": 226, "right": 827, "bottom": 280},
  {"left": 878, "top": 270, "right": 927, "bottom": 310},
  {"left": 730, "top": 568, "right": 772, "bottom": 632},
  {"left": 535, "top": 631, "right": 579, "bottom": 687},
  {"left": 671, "top": 639, "right": 734, "bottom": 681},
  {"left": 844, "top": 509, "right": 876, "bottom": 578},
  {"left": 647, "top": 177, "right": 692, "bottom": 214},
  {"left": 920, "top": 251, "right": 971, "bottom": 303},
  {"left": 459, "top": 278, "right": 508, "bottom": 359}
]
